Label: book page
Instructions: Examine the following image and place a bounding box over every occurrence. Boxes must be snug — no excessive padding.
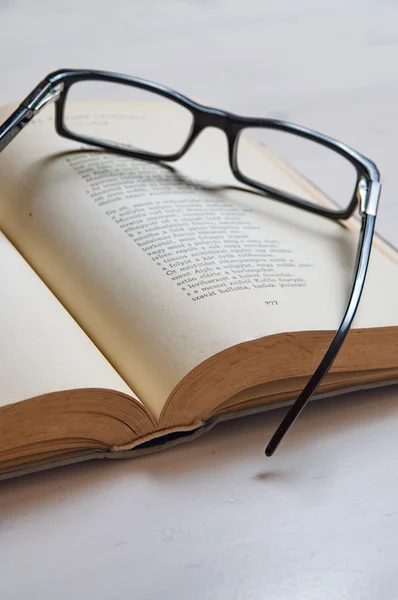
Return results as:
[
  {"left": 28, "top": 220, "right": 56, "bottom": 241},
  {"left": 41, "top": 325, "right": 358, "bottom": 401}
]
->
[
  {"left": 0, "top": 101, "right": 397, "bottom": 420},
  {"left": 0, "top": 230, "right": 136, "bottom": 407}
]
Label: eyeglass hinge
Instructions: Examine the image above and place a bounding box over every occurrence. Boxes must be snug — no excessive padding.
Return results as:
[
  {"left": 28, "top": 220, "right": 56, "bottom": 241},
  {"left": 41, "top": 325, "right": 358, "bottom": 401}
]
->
[
  {"left": 358, "top": 179, "right": 380, "bottom": 216},
  {"left": 31, "top": 83, "right": 64, "bottom": 115}
]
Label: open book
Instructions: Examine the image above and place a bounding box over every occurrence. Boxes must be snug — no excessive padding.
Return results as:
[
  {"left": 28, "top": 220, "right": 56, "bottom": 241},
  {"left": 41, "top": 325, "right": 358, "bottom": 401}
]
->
[{"left": 1, "top": 100, "right": 398, "bottom": 479}]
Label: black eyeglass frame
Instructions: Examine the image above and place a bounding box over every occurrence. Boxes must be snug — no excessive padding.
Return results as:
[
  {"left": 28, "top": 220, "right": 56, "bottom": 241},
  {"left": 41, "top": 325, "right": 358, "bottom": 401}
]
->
[{"left": 0, "top": 69, "right": 381, "bottom": 455}]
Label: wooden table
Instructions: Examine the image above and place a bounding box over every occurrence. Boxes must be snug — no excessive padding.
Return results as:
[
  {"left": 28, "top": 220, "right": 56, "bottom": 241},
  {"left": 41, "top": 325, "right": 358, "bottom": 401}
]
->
[{"left": 1, "top": 1, "right": 398, "bottom": 598}]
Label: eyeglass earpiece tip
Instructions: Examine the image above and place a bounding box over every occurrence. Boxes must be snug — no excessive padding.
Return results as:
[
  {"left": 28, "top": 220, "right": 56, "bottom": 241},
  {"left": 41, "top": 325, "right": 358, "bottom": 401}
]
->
[{"left": 264, "top": 443, "right": 275, "bottom": 457}]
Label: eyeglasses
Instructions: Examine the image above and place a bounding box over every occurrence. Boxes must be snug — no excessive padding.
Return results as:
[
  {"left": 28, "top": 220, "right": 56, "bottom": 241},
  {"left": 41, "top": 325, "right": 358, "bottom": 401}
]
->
[{"left": 0, "top": 69, "right": 381, "bottom": 455}]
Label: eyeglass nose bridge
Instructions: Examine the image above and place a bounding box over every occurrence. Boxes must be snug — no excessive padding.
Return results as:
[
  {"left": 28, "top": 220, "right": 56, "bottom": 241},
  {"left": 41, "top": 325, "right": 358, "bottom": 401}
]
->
[
  {"left": 179, "top": 107, "right": 243, "bottom": 168},
  {"left": 194, "top": 108, "right": 231, "bottom": 132},
  {"left": 184, "top": 108, "right": 240, "bottom": 156}
]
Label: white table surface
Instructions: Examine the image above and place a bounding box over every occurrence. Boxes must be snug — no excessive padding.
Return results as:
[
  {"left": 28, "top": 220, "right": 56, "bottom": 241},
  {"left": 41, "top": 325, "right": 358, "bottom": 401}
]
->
[{"left": 1, "top": 1, "right": 398, "bottom": 598}]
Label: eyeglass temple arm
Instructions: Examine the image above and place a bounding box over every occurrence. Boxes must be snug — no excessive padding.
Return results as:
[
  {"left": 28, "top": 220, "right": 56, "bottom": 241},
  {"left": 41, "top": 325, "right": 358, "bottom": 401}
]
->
[
  {"left": 0, "top": 80, "right": 63, "bottom": 154},
  {"left": 265, "top": 179, "right": 380, "bottom": 456}
]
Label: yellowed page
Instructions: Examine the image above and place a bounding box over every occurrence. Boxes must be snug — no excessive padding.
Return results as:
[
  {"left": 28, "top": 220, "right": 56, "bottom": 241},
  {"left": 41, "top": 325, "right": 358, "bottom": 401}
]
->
[
  {"left": 0, "top": 101, "right": 397, "bottom": 420},
  {"left": 0, "top": 230, "right": 136, "bottom": 407}
]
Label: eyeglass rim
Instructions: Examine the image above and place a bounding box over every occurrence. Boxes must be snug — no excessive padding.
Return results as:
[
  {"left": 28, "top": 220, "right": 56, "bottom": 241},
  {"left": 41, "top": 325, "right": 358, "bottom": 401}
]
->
[{"left": 41, "top": 68, "right": 379, "bottom": 221}]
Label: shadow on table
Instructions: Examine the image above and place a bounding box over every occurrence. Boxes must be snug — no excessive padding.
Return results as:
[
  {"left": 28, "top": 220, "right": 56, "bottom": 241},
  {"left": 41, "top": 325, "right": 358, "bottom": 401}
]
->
[{"left": 1, "top": 382, "right": 398, "bottom": 518}]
